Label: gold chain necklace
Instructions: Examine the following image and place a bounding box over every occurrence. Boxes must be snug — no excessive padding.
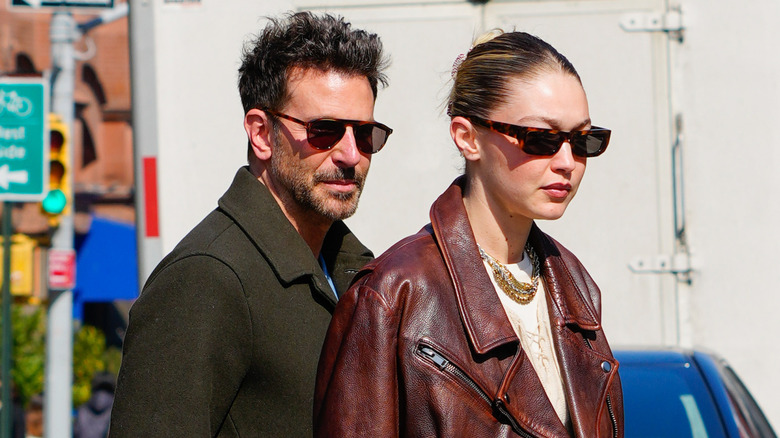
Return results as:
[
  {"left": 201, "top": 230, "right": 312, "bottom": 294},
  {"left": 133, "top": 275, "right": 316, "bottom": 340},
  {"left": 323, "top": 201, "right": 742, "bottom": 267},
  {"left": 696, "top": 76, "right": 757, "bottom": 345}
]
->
[{"left": 478, "top": 243, "right": 540, "bottom": 305}]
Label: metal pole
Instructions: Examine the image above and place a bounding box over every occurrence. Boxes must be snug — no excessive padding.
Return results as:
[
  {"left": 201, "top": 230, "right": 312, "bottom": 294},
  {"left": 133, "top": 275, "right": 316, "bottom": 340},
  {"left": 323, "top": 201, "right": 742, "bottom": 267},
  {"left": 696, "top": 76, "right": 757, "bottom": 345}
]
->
[
  {"left": 129, "top": 0, "right": 163, "bottom": 287},
  {"left": 2, "top": 202, "right": 14, "bottom": 438},
  {"left": 47, "top": 10, "right": 78, "bottom": 438}
]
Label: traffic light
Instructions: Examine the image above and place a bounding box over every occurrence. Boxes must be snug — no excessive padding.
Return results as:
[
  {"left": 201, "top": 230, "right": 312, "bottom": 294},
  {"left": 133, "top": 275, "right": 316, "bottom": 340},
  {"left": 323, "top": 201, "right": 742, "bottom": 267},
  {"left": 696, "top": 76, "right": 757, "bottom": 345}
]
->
[{"left": 41, "top": 114, "right": 71, "bottom": 225}]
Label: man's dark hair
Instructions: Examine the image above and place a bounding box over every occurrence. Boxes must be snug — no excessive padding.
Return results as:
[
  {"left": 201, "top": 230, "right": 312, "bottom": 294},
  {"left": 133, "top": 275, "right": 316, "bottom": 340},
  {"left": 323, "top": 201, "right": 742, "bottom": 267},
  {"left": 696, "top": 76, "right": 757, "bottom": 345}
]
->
[{"left": 238, "top": 11, "right": 388, "bottom": 114}]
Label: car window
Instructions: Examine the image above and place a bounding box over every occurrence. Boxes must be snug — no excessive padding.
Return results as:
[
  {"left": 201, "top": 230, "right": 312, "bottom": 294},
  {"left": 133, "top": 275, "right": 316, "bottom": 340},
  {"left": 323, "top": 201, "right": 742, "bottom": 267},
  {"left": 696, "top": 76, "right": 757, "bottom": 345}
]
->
[
  {"left": 717, "top": 363, "right": 777, "bottom": 438},
  {"left": 619, "top": 363, "right": 728, "bottom": 438}
]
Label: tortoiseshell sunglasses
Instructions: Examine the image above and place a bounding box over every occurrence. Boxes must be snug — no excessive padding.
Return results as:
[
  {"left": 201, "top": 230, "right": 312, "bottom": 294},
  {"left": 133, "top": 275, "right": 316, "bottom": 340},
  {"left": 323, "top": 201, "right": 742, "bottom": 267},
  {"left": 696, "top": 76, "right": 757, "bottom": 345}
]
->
[
  {"left": 464, "top": 115, "right": 611, "bottom": 157},
  {"left": 265, "top": 110, "right": 393, "bottom": 154}
]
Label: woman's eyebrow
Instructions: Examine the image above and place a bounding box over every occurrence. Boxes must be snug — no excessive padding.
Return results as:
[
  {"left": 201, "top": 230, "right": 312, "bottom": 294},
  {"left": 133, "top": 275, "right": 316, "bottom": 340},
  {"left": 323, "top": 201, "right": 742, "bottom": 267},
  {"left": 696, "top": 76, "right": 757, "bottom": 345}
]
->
[{"left": 517, "top": 116, "right": 592, "bottom": 130}]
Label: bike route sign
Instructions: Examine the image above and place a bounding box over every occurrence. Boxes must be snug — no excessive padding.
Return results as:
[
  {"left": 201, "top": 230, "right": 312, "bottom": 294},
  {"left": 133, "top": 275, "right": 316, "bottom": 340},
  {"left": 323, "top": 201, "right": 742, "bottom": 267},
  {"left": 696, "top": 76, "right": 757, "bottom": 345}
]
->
[{"left": 0, "top": 78, "right": 48, "bottom": 201}]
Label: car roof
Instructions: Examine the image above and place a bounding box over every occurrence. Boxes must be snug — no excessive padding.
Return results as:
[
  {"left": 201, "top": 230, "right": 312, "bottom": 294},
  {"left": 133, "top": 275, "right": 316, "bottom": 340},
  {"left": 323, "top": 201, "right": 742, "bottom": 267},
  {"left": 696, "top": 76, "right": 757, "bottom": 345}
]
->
[
  {"left": 613, "top": 346, "right": 777, "bottom": 438},
  {"left": 613, "top": 347, "right": 697, "bottom": 366}
]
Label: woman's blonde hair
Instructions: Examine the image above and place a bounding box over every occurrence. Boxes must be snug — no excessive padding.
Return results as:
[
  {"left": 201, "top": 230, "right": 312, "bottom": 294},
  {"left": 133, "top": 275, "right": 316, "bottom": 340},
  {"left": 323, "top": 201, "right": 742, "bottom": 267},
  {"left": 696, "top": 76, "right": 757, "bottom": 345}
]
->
[{"left": 447, "top": 30, "right": 580, "bottom": 119}]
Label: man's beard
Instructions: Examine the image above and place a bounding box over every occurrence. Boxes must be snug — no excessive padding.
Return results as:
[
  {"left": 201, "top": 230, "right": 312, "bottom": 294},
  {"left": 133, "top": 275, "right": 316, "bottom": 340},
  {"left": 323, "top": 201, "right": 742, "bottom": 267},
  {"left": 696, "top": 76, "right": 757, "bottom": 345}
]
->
[{"left": 269, "top": 135, "right": 367, "bottom": 222}]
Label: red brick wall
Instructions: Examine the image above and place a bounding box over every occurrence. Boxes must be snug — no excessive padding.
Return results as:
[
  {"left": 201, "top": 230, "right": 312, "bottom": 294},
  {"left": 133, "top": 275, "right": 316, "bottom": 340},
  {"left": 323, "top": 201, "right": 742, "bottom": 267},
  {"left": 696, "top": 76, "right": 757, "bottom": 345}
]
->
[{"left": 1, "top": 1, "right": 134, "bottom": 227}]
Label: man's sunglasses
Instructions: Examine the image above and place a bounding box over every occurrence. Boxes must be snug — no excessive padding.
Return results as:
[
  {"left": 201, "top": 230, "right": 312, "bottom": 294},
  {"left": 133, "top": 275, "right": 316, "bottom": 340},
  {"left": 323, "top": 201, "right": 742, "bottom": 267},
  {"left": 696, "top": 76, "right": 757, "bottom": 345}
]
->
[
  {"left": 464, "top": 115, "right": 611, "bottom": 158},
  {"left": 265, "top": 110, "right": 393, "bottom": 154}
]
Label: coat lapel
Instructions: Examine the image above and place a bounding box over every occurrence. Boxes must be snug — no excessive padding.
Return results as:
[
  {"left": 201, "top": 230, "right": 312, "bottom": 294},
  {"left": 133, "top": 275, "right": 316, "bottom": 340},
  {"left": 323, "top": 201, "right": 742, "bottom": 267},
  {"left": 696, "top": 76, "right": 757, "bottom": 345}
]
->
[
  {"left": 429, "top": 178, "right": 517, "bottom": 355},
  {"left": 496, "top": 351, "right": 572, "bottom": 436},
  {"left": 552, "top": 326, "right": 619, "bottom": 437},
  {"left": 530, "top": 225, "right": 619, "bottom": 436},
  {"left": 430, "top": 178, "right": 617, "bottom": 437},
  {"left": 217, "top": 167, "right": 371, "bottom": 308},
  {"left": 320, "top": 221, "right": 374, "bottom": 296},
  {"left": 430, "top": 179, "right": 568, "bottom": 436}
]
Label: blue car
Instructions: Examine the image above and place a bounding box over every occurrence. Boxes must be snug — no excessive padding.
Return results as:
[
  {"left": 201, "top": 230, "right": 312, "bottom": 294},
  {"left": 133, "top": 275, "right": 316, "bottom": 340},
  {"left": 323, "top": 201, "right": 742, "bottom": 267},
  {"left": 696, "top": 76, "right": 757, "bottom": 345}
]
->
[{"left": 615, "top": 348, "right": 776, "bottom": 437}]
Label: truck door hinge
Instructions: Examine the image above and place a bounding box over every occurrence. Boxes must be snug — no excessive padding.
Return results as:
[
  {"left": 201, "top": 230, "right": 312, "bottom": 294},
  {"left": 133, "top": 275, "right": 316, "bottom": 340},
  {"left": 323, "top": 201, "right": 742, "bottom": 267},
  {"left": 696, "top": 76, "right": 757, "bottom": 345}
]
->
[
  {"left": 628, "top": 254, "right": 691, "bottom": 275},
  {"left": 620, "top": 9, "right": 684, "bottom": 41}
]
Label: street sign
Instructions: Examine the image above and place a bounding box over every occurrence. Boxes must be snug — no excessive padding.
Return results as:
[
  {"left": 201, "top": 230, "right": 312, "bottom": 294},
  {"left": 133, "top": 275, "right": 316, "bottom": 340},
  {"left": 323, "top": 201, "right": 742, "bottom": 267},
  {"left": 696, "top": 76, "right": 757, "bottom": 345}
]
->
[
  {"left": 48, "top": 248, "right": 76, "bottom": 290},
  {"left": 10, "top": 0, "right": 114, "bottom": 8},
  {"left": 0, "top": 78, "right": 48, "bottom": 201}
]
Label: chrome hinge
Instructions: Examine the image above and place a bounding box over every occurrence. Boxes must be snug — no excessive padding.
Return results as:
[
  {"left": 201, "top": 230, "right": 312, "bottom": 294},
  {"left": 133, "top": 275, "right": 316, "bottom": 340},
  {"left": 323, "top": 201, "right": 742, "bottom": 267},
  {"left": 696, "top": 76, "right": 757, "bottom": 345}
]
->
[
  {"left": 620, "top": 10, "right": 683, "bottom": 32},
  {"left": 628, "top": 253, "right": 691, "bottom": 274},
  {"left": 620, "top": 8, "right": 684, "bottom": 41}
]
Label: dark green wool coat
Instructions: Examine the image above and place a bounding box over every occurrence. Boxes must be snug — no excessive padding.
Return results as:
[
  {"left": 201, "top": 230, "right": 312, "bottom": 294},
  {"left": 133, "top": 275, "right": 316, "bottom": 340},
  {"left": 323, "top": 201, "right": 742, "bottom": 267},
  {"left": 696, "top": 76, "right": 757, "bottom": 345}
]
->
[{"left": 109, "top": 167, "right": 373, "bottom": 437}]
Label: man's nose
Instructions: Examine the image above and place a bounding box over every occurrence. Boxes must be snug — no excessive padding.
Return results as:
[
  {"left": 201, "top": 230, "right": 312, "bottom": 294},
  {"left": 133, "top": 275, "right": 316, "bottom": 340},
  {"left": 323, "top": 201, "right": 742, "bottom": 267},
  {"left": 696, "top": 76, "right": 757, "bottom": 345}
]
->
[{"left": 330, "top": 127, "right": 363, "bottom": 167}]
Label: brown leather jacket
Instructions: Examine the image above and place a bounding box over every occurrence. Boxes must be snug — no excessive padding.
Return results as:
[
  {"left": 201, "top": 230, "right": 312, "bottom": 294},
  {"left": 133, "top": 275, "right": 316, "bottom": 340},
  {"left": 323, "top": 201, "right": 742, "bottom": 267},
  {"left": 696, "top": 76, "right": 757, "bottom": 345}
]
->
[{"left": 315, "top": 178, "right": 624, "bottom": 437}]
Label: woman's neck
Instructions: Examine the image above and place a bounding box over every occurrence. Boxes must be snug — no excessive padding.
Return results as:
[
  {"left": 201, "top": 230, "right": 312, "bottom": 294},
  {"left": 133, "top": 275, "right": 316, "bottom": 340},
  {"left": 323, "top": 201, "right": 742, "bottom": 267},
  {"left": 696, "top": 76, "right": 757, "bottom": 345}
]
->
[{"left": 462, "top": 178, "right": 533, "bottom": 265}]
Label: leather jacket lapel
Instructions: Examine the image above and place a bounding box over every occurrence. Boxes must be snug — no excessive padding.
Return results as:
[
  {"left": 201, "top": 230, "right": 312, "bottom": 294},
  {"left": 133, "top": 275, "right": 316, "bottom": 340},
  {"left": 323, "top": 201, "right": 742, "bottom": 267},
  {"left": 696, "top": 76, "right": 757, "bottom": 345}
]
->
[
  {"left": 528, "top": 224, "right": 600, "bottom": 330},
  {"left": 429, "top": 178, "right": 518, "bottom": 355},
  {"left": 496, "top": 351, "right": 572, "bottom": 436},
  {"left": 531, "top": 226, "right": 619, "bottom": 436},
  {"left": 430, "top": 178, "right": 619, "bottom": 437},
  {"left": 553, "top": 325, "right": 619, "bottom": 436},
  {"left": 429, "top": 179, "right": 570, "bottom": 436}
]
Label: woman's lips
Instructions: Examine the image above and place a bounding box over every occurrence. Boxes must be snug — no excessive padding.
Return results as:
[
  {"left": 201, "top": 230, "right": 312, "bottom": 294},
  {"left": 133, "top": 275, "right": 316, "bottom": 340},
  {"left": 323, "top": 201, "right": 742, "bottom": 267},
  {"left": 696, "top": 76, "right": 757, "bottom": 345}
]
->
[{"left": 542, "top": 182, "right": 572, "bottom": 199}]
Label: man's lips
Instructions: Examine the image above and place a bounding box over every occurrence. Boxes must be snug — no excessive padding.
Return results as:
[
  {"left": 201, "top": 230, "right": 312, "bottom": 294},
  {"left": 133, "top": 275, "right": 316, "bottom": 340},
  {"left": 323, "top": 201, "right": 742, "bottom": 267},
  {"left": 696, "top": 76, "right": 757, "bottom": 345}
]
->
[{"left": 319, "top": 179, "right": 360, "bottom": 192}]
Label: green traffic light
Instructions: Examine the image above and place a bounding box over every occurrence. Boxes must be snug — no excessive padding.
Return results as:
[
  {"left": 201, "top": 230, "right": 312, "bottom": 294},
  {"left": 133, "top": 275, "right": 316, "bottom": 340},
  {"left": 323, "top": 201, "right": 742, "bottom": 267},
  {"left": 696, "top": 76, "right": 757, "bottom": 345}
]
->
[{"left": 42, "top": 189, "right": 67, "bottom": 214}]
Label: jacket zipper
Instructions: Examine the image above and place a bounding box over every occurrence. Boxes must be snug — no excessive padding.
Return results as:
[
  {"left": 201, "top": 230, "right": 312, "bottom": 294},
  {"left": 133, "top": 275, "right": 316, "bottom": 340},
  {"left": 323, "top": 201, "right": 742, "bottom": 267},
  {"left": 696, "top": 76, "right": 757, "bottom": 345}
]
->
[
  {"left": 416, "top": 344, "right": 535, "bottom": 438},
  {"left": 606, "top": 394, "right": 618, "bottom": 438},
  {"left": 582, "top": 337, "right": 618, "bottom": 438}
]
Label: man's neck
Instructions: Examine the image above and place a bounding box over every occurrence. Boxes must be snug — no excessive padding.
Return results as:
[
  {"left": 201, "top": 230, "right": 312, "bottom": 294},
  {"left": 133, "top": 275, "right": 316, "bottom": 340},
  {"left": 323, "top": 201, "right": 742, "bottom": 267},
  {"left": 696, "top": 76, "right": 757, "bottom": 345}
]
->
[
  {"left": 255, "top": 170, "right": 332, "bottom": 256},
  {"left": 290, "top": 213, "right": 332, "bottom": 256}
]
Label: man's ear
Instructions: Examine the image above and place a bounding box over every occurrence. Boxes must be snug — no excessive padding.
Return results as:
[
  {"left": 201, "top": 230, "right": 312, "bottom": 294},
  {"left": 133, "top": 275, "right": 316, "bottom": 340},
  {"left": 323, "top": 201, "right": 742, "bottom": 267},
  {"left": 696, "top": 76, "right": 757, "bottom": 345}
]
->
[
  {"left": 450, "top": 116, "right": 481, "bottom": 162},
  {"left": 244, "top": 108, "right": 273, "bottom": 161}
]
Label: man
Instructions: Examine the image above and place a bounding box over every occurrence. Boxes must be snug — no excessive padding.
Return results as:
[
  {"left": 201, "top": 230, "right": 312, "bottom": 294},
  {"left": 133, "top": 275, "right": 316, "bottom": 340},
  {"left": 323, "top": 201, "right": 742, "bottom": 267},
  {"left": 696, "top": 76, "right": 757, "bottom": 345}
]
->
[{"left": 109, "top": 12, "right": 390, "bottom": 437}]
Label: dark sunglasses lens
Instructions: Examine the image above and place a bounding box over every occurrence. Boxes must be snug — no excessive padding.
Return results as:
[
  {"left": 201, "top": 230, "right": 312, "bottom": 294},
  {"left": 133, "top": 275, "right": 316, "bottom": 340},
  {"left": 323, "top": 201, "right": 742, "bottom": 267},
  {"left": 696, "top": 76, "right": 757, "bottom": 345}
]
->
[
  {"left": 307, "top": 120, "right": 346, "bottom": 149},
  {"left": 571, "top": 132, "right": 609, "bottom": 157},
  {"left": 353, "top": 124, "right": 390, "bottom": 154},
  {"left": 522, "top": 130, "right": 565, "bottom": 155}
]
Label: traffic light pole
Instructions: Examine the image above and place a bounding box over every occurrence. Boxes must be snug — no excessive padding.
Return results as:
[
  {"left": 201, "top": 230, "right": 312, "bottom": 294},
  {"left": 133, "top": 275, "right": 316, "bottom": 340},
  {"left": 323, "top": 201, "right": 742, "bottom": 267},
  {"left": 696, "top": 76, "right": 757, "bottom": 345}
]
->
[
  {"left": 47, "top": 11, "right": 77, "bottom": 438},
  {"left": 46, "top": 6, "right": 128, "bottom": 436}
]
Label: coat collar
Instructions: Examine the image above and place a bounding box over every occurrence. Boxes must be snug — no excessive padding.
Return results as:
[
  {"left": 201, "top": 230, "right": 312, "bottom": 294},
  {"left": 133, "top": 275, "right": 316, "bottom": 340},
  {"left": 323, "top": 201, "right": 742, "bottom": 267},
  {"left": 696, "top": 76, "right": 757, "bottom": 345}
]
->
[
  {"left": 217, "top": 167, "right": 372, "bottom": 306},
  {"left": 429, "top": 177, "right": 601, "bottom": 355},
  {"left": 430, "top": 177, "right": 616, "bottom": 436},
  {"left": 528, "top": 224, "right": 602, "bottom": 331}
]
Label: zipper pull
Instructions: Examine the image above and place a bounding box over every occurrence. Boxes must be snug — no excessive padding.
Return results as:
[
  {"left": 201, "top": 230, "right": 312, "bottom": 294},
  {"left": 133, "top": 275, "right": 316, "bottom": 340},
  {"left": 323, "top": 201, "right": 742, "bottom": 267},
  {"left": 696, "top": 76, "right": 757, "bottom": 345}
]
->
[{"left": 418, "top": 345, "right": 449, "bottom": 370}]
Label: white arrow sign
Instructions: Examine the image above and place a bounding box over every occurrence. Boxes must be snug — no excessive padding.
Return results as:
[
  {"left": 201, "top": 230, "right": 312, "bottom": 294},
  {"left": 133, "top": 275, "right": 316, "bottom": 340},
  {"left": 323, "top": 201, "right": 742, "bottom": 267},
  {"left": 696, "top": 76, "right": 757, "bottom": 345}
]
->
[{"left": 0, "top": 164, "right": 29, "bottom": 190}]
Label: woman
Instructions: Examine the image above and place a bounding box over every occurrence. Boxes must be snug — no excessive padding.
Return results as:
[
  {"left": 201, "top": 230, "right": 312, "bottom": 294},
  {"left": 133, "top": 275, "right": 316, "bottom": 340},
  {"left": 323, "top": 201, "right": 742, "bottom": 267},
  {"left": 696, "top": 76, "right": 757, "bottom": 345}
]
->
[{"left": 314, "top": 30, "right": 623, "bottom": 437}]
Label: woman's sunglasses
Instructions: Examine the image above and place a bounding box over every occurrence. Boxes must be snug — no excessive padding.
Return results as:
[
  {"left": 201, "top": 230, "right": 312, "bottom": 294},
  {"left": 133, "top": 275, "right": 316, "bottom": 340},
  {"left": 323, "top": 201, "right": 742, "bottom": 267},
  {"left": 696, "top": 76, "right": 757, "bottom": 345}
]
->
[
  {"left": 465, "top": 115, "right": 611, "bottom": 157},
  {"left": 265, "top": 110, "right": 393, "bottom": 154}
]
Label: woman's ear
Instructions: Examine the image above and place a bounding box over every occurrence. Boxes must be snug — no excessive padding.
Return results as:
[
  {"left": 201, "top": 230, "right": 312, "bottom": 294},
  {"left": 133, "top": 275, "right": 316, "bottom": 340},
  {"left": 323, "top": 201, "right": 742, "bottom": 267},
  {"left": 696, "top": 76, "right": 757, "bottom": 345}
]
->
[
  {"left": 244, "top": 109, "right": 273, "bottom": 161},
  {"left": 450, "top": 116, "right": 481, "bottom": 162}
]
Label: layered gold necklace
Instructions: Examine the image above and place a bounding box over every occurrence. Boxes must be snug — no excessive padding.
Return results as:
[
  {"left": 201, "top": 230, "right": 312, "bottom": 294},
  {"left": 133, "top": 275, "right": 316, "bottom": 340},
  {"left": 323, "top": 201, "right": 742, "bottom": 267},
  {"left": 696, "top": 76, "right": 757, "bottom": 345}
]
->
[{"left": 478, "top": 243, "right": 540, "bottom": 305}]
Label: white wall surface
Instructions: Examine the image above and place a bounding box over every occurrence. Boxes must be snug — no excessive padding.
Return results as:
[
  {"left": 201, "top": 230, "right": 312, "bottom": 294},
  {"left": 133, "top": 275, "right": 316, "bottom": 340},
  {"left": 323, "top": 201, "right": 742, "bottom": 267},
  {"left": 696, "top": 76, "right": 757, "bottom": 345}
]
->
[
  {"left": 146, "top": 0, "right": 293, "bottom": 250},
  {"left": 673, "top": 0, "right": 780, "bottom": 427},
  {"left": 138, "top": 0, "right": 780, "bottom": 428}
]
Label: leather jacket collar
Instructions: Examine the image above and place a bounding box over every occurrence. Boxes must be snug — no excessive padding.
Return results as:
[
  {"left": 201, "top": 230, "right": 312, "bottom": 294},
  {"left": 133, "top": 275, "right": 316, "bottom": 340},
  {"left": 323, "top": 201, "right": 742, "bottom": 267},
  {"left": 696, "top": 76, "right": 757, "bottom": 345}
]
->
[
  {"left": 429, "top": 177, "right": 620, "bottom": 437},
  {"left": 430, "top": 177, "right": 601, "bottom": 355}
]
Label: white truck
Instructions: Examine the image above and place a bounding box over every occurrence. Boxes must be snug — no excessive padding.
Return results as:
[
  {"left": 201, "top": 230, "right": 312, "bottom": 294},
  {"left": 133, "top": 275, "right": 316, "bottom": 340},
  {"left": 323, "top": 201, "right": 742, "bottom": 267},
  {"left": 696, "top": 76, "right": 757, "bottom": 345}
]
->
[{"left": 131, "top": 0, "right": 780, "bottom": 428}]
